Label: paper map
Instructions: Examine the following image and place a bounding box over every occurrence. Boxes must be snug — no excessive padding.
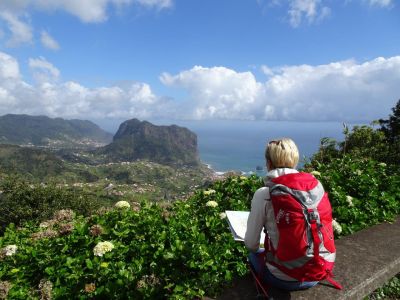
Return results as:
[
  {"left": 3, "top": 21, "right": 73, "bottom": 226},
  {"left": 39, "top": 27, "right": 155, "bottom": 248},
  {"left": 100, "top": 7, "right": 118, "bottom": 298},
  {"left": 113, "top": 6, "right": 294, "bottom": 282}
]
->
[{"left": 225, "top": 210, "right": 265, "bottom": 244}]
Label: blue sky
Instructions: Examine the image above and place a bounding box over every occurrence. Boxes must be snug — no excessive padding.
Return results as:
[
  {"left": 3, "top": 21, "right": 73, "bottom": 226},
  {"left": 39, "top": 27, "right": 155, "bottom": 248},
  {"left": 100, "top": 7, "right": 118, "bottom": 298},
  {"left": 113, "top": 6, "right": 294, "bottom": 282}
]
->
[{"left": 0, "top": 0, "right": 399, "bottom": 131}]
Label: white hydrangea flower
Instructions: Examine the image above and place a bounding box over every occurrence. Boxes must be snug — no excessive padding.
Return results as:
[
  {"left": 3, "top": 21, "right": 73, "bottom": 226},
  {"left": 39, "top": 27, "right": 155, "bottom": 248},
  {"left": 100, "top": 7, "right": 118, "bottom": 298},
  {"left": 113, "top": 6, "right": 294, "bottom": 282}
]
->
[
  {"left": 356, "top": 170, "right": 362, "bottom": 176},
  {"left": 93, "top": 241, "right": 115, "bottom": 257},
  {"left": 346, "top": 195, "right": 354, "bottom": 207},
  {"left": 219, "top": 212, "right": 227, "bottom": 219},
  {"left": 311, "top": 170, "right": 321, "bottom": 177},
  {"left": 332, "top": 219, "right": 342, "bottom": 235},
  {"left": 203, "top": 189, "right": 216, "bottom": 196},
  {"left": 206, "top": 201, "right": 218, "bottom": 208},
  {"left": 39, "top": 221, "right": 51, "bottom": 228},
  {"left": 114, "top": 201, "right": 130, "bottom": 209},
  {"left": 53, "top": 209, "right": 74, "bottom": 222},
  {"left": 3, "top": 245, "right": 17, "bottom": 256}
]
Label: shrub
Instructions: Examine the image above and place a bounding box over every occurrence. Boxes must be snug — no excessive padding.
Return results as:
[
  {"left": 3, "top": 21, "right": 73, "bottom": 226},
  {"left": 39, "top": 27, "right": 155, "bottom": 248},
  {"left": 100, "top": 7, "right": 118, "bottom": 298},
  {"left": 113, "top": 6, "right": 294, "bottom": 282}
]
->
[
  {"left": 0, "top": 175, "right": 263, "bottom": 299},
  {"left": 368, "top": 274, "right": 400, "bottom": 300},
  {"left": 0, "top": 176, "right": 102, "bottom": 234},
  {"left": 0, "top": 169, "right": 398, "bottom": 299},
  {"left": 305, "top": 155, "right": 400, "bottom": 236}
]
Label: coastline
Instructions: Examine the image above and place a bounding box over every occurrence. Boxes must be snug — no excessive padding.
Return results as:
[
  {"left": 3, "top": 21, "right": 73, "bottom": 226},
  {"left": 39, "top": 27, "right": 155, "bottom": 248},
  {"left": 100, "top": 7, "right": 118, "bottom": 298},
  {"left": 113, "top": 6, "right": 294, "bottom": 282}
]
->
[{"left": 202, "top": 161, "right": 266, "bottom": 179}]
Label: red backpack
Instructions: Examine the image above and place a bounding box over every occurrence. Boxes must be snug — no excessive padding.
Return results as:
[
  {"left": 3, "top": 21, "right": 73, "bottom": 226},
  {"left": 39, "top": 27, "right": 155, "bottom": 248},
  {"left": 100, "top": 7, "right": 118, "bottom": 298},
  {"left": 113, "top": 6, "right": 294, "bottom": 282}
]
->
[{"left": 264, "top": 172, "right": 342, "bottom": 289}]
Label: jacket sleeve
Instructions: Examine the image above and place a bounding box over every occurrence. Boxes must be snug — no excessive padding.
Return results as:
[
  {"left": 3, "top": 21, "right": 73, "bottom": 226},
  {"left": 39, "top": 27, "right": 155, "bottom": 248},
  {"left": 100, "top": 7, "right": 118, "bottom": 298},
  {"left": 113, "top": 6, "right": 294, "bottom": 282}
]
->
[{"left": 244, "top": 188, "right": 268, "bottom": 252}]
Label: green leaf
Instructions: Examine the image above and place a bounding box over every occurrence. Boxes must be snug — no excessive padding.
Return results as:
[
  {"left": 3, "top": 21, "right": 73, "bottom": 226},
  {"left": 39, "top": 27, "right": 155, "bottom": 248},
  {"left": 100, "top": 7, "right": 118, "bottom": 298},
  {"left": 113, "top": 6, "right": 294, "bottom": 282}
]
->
[
  {"left": 174, "top": 285, "right": 184, "bottom": 292},
  {"left": 86, "top": 258, "right": 93, "bottom": 269},
  {"left": 45, "top": 266, "right": 54, "bottom": 275}
]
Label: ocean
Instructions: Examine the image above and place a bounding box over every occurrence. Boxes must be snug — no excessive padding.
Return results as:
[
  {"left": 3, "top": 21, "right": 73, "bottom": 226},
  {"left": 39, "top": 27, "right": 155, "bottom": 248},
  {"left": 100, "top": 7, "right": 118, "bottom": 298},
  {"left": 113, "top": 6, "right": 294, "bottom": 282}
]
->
[{"left": 182, "top": 120, "right": 347, "bottom": 174}]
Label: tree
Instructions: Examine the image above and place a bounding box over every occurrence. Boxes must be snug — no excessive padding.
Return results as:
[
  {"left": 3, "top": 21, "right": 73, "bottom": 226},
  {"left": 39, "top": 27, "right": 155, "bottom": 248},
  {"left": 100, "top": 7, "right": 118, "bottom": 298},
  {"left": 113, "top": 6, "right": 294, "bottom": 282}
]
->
[
  {"left": 379, "top": 99, "right": 400, "bottom": 143},
  {"left": 318, "top": 137, "right": 340, "bottom": 162},
  {"left": 379, "top": 99, "right": 400, "bottom": 165}
]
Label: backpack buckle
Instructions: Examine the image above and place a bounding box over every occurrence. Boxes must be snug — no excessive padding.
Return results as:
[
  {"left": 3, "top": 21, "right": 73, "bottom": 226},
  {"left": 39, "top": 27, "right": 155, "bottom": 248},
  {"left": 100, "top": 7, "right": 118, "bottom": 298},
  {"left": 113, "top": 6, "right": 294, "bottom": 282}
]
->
[{"left": 307, "top": 209, "right": 320, "bottom": 223}]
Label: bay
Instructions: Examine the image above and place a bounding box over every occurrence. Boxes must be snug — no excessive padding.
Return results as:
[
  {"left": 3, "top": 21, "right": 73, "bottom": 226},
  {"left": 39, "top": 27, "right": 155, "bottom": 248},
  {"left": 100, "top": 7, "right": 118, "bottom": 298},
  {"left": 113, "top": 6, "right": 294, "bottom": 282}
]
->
[{"left": 183, "top": 120, "right": 348, "bottom": 174}]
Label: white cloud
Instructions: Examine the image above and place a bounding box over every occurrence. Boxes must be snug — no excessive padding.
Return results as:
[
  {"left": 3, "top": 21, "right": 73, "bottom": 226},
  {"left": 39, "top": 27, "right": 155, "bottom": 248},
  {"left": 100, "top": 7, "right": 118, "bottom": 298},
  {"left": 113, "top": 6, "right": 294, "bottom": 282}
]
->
[
  {"left": 161, "top": 57, "right": 400, "bottom": 122},
  {"left": 40, "top": 30, "right": 60, "bottom": 50},
  {"left": 29, "top": 57, "right": 60, "bottom": 83},
  {"left": 288, "top": 0, "right": 331, "bottom": 27},
  {"left": 128, "top": 83, "right": 157, "bottom": 104},
  {"left": 161, "top": 66, "right": 263, "bottom": 120},
  {"left": 0, "top": 11, "right": 33, "bottom": 46},
  {"left": 1, "top": 51, "right": 399, "bottom": 123},
  {"left": 0, "top": 0, "right": 172, "bottom": 47},
  {"left": 0, "top": 51, "right": 173, "bottom": 120},
  {"left": 0, "top": 0, "right": 171, "bottom": 23},
  {"left": 136, "top": 0, "right": 173, "bottom": 9},
  {"left": 0, "top": 1, "right": 31, "bottom": 12},
  {"left": 0, "top": 52, "right": 21, "bottom": 80},
  {"left": 34, "top": 0, "right": 114, "bottom": 23},
  {"left": 367, "top": 0, "right": 393, "bottom": 7},
  {"left": 261, "top": 65, "right": 275, "bottom": 77},
  {"left": 265, "top": 0, "right": 393, "bottom": 28}
]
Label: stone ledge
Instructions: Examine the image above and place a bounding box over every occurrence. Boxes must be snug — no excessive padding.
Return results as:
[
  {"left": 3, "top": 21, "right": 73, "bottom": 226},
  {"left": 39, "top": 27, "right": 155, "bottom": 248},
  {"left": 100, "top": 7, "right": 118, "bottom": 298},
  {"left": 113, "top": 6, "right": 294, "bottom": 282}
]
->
[{"left": 216, "top": 217, "right": 400, "bottom": 300}]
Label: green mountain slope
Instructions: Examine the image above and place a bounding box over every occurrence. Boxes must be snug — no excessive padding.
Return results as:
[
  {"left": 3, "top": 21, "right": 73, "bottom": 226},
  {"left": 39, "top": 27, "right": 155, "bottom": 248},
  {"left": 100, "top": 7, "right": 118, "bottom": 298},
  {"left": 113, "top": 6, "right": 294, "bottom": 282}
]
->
[
  {"left": 0, "top": 114, "right": 112, "bottom": 148},
  {"left": 0, "top": 144, "right": 99, "bottom": 182},
  {"left": 0, "top": 144, "right": 66, "bottom": 179}
]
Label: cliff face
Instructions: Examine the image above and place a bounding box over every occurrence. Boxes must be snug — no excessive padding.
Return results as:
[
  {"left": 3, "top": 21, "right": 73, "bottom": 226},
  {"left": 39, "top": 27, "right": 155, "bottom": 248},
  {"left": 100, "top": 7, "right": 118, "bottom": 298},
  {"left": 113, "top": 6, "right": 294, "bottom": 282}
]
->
[{"left": 101, "top": 119, "right": 199, "bottom": 166}]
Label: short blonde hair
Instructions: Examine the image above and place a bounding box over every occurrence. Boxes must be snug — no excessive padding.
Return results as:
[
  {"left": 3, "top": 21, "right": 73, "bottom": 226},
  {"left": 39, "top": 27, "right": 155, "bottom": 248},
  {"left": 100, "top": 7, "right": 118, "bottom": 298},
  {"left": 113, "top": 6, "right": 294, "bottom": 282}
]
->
[{"left": 265, "top": 138, "right": 299, "bottom": 169}]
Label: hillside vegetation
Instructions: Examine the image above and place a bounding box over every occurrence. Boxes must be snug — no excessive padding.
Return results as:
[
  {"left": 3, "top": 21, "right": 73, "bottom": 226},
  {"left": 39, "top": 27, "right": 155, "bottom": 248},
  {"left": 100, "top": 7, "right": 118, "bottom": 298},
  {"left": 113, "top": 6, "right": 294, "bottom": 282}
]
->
[
  {"left": 0, "top": 143, "right": 212, "bottom": 201},
  {"left": 0, "top": 114, "right": 112, "bottom": 148},
  {"left": 0, "top": 117, "right": 210, "bottom": 203},
  {"left": 0, "top": 100, "right": 399, "bottom": 299},
  {"left": 98, "top": 119, "right": 199, "bottom": 166},
  {"left": 0, "top": 166, "right": 398, "bottom": 299},
  {"left": 0, "top": 145, "right": 66, "bottom": 180}
]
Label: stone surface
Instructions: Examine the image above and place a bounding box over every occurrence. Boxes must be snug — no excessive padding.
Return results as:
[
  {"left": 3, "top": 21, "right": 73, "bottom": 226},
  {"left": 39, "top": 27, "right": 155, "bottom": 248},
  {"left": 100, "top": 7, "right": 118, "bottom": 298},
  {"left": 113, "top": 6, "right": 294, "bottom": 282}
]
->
[{"left": 216, "top": 217, "right": 400, "bottom": 300}]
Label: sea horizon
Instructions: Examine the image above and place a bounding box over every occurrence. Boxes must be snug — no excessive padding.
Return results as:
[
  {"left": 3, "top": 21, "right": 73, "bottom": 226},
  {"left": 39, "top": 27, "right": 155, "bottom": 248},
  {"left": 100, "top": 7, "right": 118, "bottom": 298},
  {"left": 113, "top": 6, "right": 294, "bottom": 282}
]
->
[
  {"left": 181, "top": 120, "right": 357, "bottom": 174},
  {"left": 98, "top": 118, "right": 365, "bottom": 175}
]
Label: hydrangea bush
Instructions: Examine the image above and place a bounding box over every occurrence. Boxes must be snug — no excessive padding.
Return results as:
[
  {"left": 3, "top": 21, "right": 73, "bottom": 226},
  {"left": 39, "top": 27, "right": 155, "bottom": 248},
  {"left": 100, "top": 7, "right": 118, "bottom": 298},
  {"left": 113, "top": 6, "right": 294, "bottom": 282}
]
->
[
  {"left": 305, "top": 155, "right": 400, "bottom": 236},
  {"left": 0, "top": 176, "right": 262, "bottom": 299},
  {"left": 0, "top": 164, "right": 399, "bottom": 299}
]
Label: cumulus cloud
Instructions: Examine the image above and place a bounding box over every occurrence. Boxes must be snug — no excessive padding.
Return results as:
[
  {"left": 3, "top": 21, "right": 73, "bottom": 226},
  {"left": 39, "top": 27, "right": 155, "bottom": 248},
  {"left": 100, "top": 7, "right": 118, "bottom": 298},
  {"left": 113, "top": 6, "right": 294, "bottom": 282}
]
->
[
  {"left": 40, "top": 30, "right": 60, "bottom": 50},
  {"left": 261, "top": 65, "right": 276, "bottom": 77},
  {"left": 1, "top": 51, "right": 399, "bottom": 123},
  {"left": 161, "top": 66, "right": 263, "bottom": 120},
  {"left": 0, "top": 51, "right": 173, "bottom": 120},
  {"left": 262, "top": 57, "right": 400, "bottom": 121},
  {"left": 161, "top": 57, "right": 400, "bottom": 122},
  {"left": 0, "top": 52, "right": 21, "bottom": 80}
]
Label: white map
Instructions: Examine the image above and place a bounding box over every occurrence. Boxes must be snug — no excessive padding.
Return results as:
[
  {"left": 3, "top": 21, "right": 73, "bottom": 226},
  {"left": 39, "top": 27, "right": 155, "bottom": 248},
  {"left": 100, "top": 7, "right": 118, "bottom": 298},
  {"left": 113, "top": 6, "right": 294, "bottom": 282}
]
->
[{"left": 225, "top": 210, "right": 265, "bottom": 244}]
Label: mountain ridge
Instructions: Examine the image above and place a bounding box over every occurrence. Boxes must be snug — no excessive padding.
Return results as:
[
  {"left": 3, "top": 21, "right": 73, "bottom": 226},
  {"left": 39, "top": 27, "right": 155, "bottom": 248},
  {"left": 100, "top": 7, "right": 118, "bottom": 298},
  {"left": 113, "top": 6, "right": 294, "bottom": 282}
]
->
[
  {"left": 99, "top": 118, "right": 199, "bottom": 166},
  {"left": 0, "top": 114, "right": 113, "bottom": 148},
  {"left": 0, "top": 115, "right": 202, "bottom": 181}
]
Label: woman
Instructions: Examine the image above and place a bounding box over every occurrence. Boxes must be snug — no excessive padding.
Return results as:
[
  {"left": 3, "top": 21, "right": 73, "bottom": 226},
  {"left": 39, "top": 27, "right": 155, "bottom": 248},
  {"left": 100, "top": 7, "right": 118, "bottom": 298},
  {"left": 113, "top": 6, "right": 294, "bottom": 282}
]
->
[{"left": 244, "top": 138, "right": 321, "bottom": 291}]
